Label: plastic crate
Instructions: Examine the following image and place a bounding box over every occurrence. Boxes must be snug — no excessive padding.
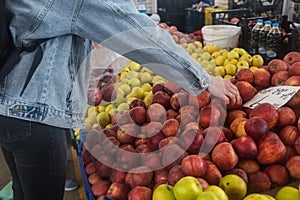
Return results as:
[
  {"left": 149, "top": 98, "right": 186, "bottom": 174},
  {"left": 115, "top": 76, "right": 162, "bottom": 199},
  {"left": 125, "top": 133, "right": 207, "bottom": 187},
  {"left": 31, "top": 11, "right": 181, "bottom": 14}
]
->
[
  {"left": 211, "top": 8, "right": 249, "bottom": 25},
  {"left": 77, "top": 130, "right": 113, "bottom": 200},
  {"left": 229, "top": 0, "right": 283, "bottom": 17},
  {"left": 205, "top": 7, "right": 227, "bottom": 25},
  {"left": 185, "top": 8, "right": 205, "bottom": 33}
]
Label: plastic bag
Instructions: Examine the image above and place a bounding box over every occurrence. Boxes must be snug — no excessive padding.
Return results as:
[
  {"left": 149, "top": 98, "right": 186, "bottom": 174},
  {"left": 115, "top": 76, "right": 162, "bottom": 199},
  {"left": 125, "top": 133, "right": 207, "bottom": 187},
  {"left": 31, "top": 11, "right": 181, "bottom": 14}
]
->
[{"left": 87, "top": 42, "right": 130, "bottom": 106}]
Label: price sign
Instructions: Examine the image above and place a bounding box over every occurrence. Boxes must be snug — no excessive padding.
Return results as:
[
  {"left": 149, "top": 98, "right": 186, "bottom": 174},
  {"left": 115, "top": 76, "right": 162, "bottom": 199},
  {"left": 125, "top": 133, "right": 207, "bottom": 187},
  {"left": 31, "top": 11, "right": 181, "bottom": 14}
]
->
[{"left": 243, "top": 86, "right": 300, "bottom": 109}]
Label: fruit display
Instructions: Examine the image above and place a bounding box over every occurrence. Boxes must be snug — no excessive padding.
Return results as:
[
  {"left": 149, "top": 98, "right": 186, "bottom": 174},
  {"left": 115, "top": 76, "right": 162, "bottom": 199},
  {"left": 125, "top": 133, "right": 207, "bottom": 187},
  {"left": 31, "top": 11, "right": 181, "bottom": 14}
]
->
[{"left": 78, "top": 48, "right": 300, "bottom": 200}]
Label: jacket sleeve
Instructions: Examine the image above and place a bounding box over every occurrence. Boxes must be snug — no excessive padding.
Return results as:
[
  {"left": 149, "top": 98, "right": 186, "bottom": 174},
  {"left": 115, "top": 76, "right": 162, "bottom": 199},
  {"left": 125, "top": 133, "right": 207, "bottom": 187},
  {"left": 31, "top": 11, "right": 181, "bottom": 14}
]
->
[{"left": 74, "top": 0, "right": 210, "bottom": 96}]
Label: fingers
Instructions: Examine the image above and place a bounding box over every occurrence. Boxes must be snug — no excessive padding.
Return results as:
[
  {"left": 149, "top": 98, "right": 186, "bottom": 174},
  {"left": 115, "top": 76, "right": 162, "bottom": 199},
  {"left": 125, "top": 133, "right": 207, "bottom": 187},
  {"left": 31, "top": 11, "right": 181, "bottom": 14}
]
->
[{"left": 224, "top": 79, "right": 240, "bottom": 105}]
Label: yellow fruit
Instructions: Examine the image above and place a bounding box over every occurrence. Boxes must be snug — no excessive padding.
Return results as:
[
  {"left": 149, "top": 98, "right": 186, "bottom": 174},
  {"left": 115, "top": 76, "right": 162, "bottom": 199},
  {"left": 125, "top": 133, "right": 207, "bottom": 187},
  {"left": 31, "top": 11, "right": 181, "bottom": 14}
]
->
[
  {"left": 97, "top": 105, "right": 106, "bottom": 113},
  {"left": 219, "top": 174, "right": 247, "bottom": 200},
  {"left": 229, "top": 59, "right": 239, "bottom": 65},
  {"left": 130, "top": 87, "right": 144, "bottom": 99},
  {"left": 129, "top": 62, "right": 141, "bottom": 71},
  {"left": 201, "top": 52, "right": 211, "bottom": 60},
  {"left": 250, "top": 66, "right": 259, "bottom": 72},
  {"left": 214, "top": 66, "right": 226, "bottom": 77},
  {"left": 117, "top": 102, "right": 130, "bottom": 111},
  {"left": 224, "top": 63, "right": 237, "bottom": 75},
  {"left": 191, "top": 53, "right": 199, "bottom": 60},
  {"left": 152, "top": 75, "right": 165, "bottom": 84},
  {"left": 204, "top": 185, "right": 229, "bottom": 200},
  {"left": 119, "top": 84, "right": 131, "bottom": 95},
  {"left": 143, "top": 92, "right": 153, "bottom": 107},
  {"left": 139, "top": 72, "right": 152, "bottom": 83},
  {"left": 141, "top": 83, "right": 152, "bottom": 92},
  {"left": 239, "top": 54, "right": 253, "bottom": 65},
  {"left": 104, "top": 104, "right": 114, "bottom": 113},
  {"left": 96, "top": 112, "right": 111, "bottom": 127},
  {"left": 251, "top": 54, "right": 264, "bottom": 67},
  {"left": 237, "top": 60, "right": 249, "bottom": 69},
  {"left": 215, "top": 55, "right": 227, "bottom": 66},
  {"left": 243, "top": 193, "right": 270, "bottom": 200},
  {"left": 153, "top": 184, "right": 176, "bottom": 200},
  {"left": 227, "top": 51, "right": 240, "bottom": 60},
  {"left": 200, "top": 60, "right": 210, "bottom": 68},
  {"left": 224, "top": 74, "right": 233, "bottom": 79},
  {"left": 194, "top": 41, "right": 203, "bottom": 48},
  {"left": 275, "top": 186, "right": 299, "bottom": 200},
  {"left": 211, "top": 51, "right": 221, "bottom": 59}
]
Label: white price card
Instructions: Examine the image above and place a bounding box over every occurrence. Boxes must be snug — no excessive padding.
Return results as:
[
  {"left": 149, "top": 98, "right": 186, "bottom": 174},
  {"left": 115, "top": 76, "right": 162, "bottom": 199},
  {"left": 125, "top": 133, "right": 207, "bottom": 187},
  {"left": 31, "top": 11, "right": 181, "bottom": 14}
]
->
[{"left": 243, "top": 86, "right": 300, "bottom": 109}]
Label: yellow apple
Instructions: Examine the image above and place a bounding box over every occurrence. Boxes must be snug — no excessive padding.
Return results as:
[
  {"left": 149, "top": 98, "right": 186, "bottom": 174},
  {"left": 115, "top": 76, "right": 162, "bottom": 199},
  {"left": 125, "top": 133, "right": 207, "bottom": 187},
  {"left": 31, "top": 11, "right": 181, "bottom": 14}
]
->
[
  {"left": 229, "top": 59, "right": 239, "bottom": 65},
  {"left": 191, "top": 53, "right": 199, "bottom": 60},
  {"left": 224, "top": 63, "right": 237, "bottom": 75},
  {"left": 227, "top": 51, "right": 239, "bottom": 60},
  {"left": 143, "top": 92, "right": 153, "bottom": 106},
  {"left": 214, "top": 66, "right": 226, "bottom": 77},
  {"left": 141, "top": 83, "right": 152, "bottom": 92},
  {"left": 96, "top": 112, "right": 111, "bottom": 127},
  {"left": 129, "top": 77, "right": 141, "bottom": 87},
  {"left": 117, "top": 102, "right": 130, "bottom": 111},
  {"left": 215, "top": 55, "right": 227, "bottom": 66},
  {"left": 119, "top": 84, "right": 131, "bottom": 95},
  {"left": 211, "top": 51, "right": 222, "bottom": 59},
  {"left": 251, "top": 54, "right": 264, "bottom": 67},
  {"left": 104, "top": 104, "right": 115, "bottom": 113},
  {"left": 249, "top": 66, "right": 259, "bottom": 72},
  {"left": 139, "top": 72, "right": 152, "bottom": 83},
  {"left": 153, "top": 184, "right": 176, "bottom": 200},
  {"left": 224, "top": 74, "right": 233, "bottom": 79},
  {"left": 201, "top": 52, "right": 211, "bottom": 60},
  {"left": 239, "top": 54, "right": 253, "bottom": 65},
  {"left": 237, "top": 60, "right": 249, "bottom": 69},
  {"left": 129, "top": 62, "right": 141, "bottom": 71},
  {"left": 130, "top": 87, "right": 144, "bottom": 99}
]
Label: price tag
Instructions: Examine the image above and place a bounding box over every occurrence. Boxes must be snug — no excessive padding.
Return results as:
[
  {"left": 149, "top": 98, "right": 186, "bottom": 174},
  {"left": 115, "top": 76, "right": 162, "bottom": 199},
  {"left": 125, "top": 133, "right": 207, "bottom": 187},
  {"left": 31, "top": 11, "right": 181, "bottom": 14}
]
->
[{"left": 243, "top": 86, "right": 300, "bottom": 109}]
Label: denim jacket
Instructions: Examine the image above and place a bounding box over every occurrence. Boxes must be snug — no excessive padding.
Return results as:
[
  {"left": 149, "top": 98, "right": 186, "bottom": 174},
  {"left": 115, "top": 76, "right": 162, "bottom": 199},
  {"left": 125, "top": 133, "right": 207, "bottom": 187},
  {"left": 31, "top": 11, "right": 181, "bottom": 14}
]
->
[{"left": 2, "top": 0, "right": 210, "bottom": 129}]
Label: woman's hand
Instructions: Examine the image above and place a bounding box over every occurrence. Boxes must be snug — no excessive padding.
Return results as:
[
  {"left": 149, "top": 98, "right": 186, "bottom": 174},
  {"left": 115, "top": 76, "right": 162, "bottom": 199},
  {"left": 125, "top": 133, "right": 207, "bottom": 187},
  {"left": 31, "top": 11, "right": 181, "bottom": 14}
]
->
[{"left": 207, "top": 75, "right": 241, "bottom": 105}]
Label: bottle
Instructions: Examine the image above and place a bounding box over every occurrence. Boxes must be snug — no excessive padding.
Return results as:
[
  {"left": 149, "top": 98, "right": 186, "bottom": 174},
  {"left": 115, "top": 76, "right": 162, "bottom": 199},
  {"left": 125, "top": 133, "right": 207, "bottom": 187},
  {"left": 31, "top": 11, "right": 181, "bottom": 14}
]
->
[
  {"left": 266, "top": 23, "right": 283, "bottom": 60},
  {"left": 258, "top": 21, "right": 272, "bottom": 57},
  {"left": 137, "top": 0, "right": 147, "bottom": 14},
  {"left": 249, "top": 19, "right": 264, "bottom": 55}
]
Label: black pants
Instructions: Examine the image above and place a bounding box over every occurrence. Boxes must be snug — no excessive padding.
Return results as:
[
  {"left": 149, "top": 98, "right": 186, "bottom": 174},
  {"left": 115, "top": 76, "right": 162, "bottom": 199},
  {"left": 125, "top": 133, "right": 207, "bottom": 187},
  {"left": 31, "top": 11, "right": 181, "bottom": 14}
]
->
[{"left": 0, "top": 115, "right": 67, "bottom": 200}]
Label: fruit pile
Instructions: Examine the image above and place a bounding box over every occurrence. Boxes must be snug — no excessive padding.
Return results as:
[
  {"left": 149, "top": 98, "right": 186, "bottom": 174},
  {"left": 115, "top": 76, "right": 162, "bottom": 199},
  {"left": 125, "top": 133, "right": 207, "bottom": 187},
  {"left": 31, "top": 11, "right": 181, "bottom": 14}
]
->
[{"left": 80, "top": 50, "right": 300, "bottom": 200}]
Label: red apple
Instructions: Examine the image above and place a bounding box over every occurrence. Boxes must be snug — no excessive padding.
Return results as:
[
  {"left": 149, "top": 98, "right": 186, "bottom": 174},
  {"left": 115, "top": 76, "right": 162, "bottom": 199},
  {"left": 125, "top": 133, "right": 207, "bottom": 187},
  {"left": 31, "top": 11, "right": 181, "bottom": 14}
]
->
[
  {"left": 154, "top": 168, "right": 169, "bottom": 184},
  {"left": 235, "top": 68, "right": 254, "bottom": 83},
  {"left": 268, "top": 59, "right": 289, "bottom": 74},
  {"left": 135, "top": 144, "right": 151, "bottom": 153},
  {"left": 82, "top": 149, "right": 93, "bottom": 165},
  {"left": 196, "top": 90, "right": 211, "bottom": 108},
  {"left": 158, "top": 136, "right": 179, "bottom": 149},
  {"left": 249, "top": 103, "right": 279, "bottom": 129},
  {"left": 167, "top": 165, "right": 184, "bottom": 186},
  {"left": 141, "top": 152, "right": 162, "bottom": 170},
  {"left": 285, "top": 75, "right": 300, "bottom": 86},
  {"left": 271, "top": 71, "right": 289, "bottom": 86},
  {"left": 115, "top": 144, "right": 140, "bottom": 171},
  {"left": 110, "top": 168, "right": 126, "bottom": 183},
  {"left": 152, "top": 91, "right": 171, "bottom": 109},
  {"left": 277, "top": 106, "right": 297, "bottom": 126},
  {"left": 179, "top": 105, "right": 199, "bottom": 120},
  {"left": 176, "top": 112, "right": 196, "bottom": 130},
  {"left": 226, "top": 110, "right": 247, "bottom": 125},
  {"left": 147, "top": 132, "right": 165, "bottom": 151},
  {"left": 161, "top": 118, "right": 180, "bottom": 137},
  {"left": 163, "top": 81, "right": 182, "bottom": 96},
  {"left": 285, "top": 155, "right": 300, "bottom": 179},
  {"left": 196, "top": 178, "right": 209, "bottom": 189},
  {"left": 280, "top": 145, "right": 297, "bottom": 165},
  {"left": 88, "top": 173, "right": 102, "bottom": 185},
  {"left": 91, "top": 180, "right": 110, "bottom": 197},
  {"left": 283, "top": 51, "right": 300, "bottom": 65},
  {"left": 106, "top": 182, "right": 129, "bottom": 200},
  {"left": 253, "top": 68, "right": 271, "bottom": 88},
  {"left": 130, "top": 106, "right": 146, "bottom": 125},
  {"left": 161, "top": 144, "right": 186, "bottom": 170},
  {"left": 87, "top": 87, "right": 102, "bottom": 106},
  {"left": 211, "top": 142, "right": 238, "bottom": 171},
  {"left": 199, "top": 105, "right": 221, "bottom": 128},
  {"left": 166, "top": 109, "right": 179, "bottom": 119},
  {"left": 237, "top": 159, "right": 260, "bottom": 175},
  {"left": 101, "top": 84, "right": 117, "bottom": 102},
  {"left": 85, "top": 162, "right": 96, "bottom": 175},
  {"left": 257, "top": 132, "right": 287, "bottom": 165},
  {"left": 235, "top": 81, "right": 257, "bottom": 102},
  {"left": 181, "top": 155, "right": 207, "bottom": 177},
  {"left": 94, "top": 157, "right": 112, "bottom": 177},
  {"left": 264, "top": 165, "right": 289, "bottom": 186},
  {"left": 184, "top": 122, "right": 200, "bottom": 131},
  {"left": 295, "top": 135, "right": 300, "bottom": 154},
  {"left": 229, "top": 117, "right": 248, "bottom": 136},
  {"left": 145, "top": 121, "right": 163, "bottom": 137},
  {"left": 202, "top": 126, "right": 227, "bottom": 153},
  {"left": 116, "top": 123, "right": 139, "bottom": 144},
  {"left": 146, "top": 103, "right": 167, "bottom": 123},
  {"left": 248, "top": 171, "right": 271, "bottom": 193},
  {"left": 244, "top": 117, "right": 269, "bottom": 141},
  {"left": 202, "top": 160, "right": 222, "bottom": 185},
  {"left": 125, "top": 166, "right": 153, "bottom": 189},
  {"left": 112, "top": 110, "right": 132, "bottom": 126},
  {"left": 287, "top": 90, "right": 300, "bottom": 108},
  {"left": 180, "top": 128, "right": 204, "bottom": 154},
  {"left": 279, "top": 125, "right": 299, "bottom": 146},
  {"left": 170, "top": 92, "right": 189, "bottom": 110},
  {"left": 134, "top": 134, "right": 147, "bottom": 147},
  {"left": 127, "top": 186, "right": 152, "bottom": 200},
  {"left": 130, "top": 98, "right": 147, "bottom": 109},
  {"left": 231, "top": 136, "right": 258, "bottom": 159},
  {"left": 152, "top": 83, "right": 164, "bottom": 95},
  {"left": 289, "top": 61, "right": 300, "bottom": 76},
  {"left": 101, "top": 137, "right": 120, "bottom": 155}
]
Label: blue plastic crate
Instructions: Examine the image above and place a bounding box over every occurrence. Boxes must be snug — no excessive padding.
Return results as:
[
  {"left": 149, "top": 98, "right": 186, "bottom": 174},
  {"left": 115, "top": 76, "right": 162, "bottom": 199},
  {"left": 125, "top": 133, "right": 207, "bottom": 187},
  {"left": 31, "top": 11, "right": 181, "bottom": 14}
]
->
[{"left": 77, "top": 130, "right": 113, "bottom": 200}]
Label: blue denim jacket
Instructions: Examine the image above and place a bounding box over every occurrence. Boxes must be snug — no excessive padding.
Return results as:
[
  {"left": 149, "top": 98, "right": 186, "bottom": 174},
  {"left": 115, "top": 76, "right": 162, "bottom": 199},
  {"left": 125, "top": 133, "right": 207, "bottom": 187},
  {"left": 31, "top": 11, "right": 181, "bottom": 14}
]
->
[{"left": 2, "top": 0, "right": 210, "bottom": 128}]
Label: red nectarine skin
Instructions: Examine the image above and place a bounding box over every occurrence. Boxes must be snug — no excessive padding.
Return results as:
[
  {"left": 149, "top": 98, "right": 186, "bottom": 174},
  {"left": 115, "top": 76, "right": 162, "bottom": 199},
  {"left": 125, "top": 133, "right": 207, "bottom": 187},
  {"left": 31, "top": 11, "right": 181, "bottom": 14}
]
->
[
  {"left": 202, "top": 161, "right": 222, "bottom": 185},
  {"left": 249, "top": 103, "right": 279, "bottom": 129},
  {"left": 283, "top": 51, "right": 300, "bottom": 65}
]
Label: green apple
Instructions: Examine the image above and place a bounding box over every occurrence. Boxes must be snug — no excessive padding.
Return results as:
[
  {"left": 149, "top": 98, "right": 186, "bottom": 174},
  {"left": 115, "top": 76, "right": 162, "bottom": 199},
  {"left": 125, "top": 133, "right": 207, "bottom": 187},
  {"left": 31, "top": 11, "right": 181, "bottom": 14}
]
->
[
  {"left": 129, "top": 61, "right": 141, "bottom": 71},
  {"left": 141, "top": 83, "right": 152, "bottom": 92},
  {"left": 204, "top": 185, "right": 229, "bottom": 200},
  {"left": 220, "top": 49, "right": 229, "bottom": 57},
  {"left": 194, "top": 41, "right": 203, "bottom": 48},
  {"left": 153, "top": 184, "right": 176, "bottom": 200},
  {"left": 215, "top": 55, "right": 227, "bottom": 66},
  {"left": 191, "top": 52, "right": 199, "bottom": 60},
  {"left": 129, "top": 77, "right": 141, "bottom": 87},
  {"left": 224, "top": 63, "right": 237, "bottom": 75},
  {"left": 236, "top": 48, "right": 247, "bottom": 56},
  {"left": 119, "top": 84, "right": 131, "bottom": 95},
  {"left": 196, "top": 191, "right": 219, "bottom": 200},
  {"left": 227, "top": 51, "right": 239, "bottom": 60},
  {"left": 275, "top": 186, "right": 299, "bottom": 200},
  {"left": 84, "top": 115, "right": 97, "bottom": 125},
  {"left": 200, "top": 60, "right": 210, "bottom": 68},
  {"left": 201, "top": 52, "right": 211, "bottom": 61},
  {"left": 126, "top": 70, "right": 139, "bottom": 78},
  {"left": 262, "top": 194, "right": 276, "bottom": 200},
  {"left": 251, "top": 54, "right": 264, "bottom": 67},
  {"left": 117, "top": 87, "right": 125, "bottom": 98},
  {"left": 108, "top": 108, "right": 118, "bottom": 118},
  {"left": 187, "top": 43, "right": 197, "bottom": 51},
  {"left": 96, "top": 112, "right": 111, "bottom": 127},
  {"left": 97, "top": 105, "right": 106, "bottom": 113},
  {"left": 104, "top": 104, "right": 115, "bottom": 113},
  {"left": 141, "top": 66, "right": 154, "bottom": 75},
  {"left": 219, "top": 174, "right": 247, "bottom": 200},
  {"left": 195, "top": 48, "right": 204, "bottom": 55},
  {"left": 140, "top": 72, "right": 152, "bottom": 83},
  {"left": 117, "top": 102, "right": 129, "bottom": 111},
  {"left": 243, "top": 193, "right": 270, "bottom": 200},
  {"left": 173, "top": 176, "right": 203, "bottom": 200},
  {"left": 121, "top": 77, "right": 129, "bottom": 84},
  {"left": 113, "top": 95, "right": 125, "bottom": 106}
]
